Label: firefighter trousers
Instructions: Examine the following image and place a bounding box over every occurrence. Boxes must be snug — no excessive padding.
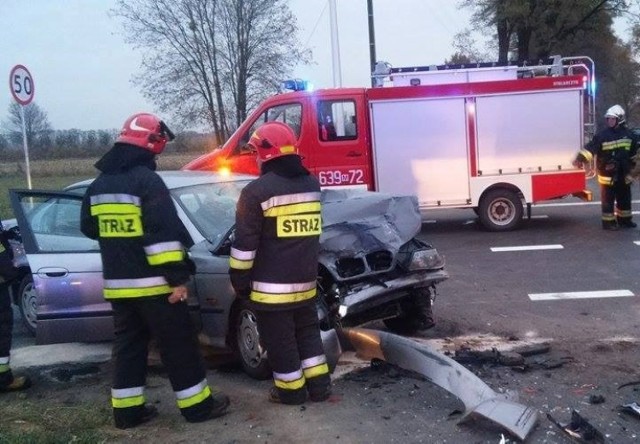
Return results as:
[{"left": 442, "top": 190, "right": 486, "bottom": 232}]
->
[
  {"left": 110, "top": 296, "right": 214, "bottom": 424},
  {"left": 256, "top": 303, "right": 331, "bottom": 404},
  {"left": 600, "top": 181, "right": 632, "bottom": 225},
  {"left": 0, "top": 283, "right": 14, "bottom": 386}
]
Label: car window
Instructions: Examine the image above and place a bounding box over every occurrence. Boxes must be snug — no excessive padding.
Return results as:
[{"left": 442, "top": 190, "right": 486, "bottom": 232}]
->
[
  {"left": 171, "top": 180, "right": 250, "bottom": 246},
  {"left": 18, "top": 195, "right": 98, "bottom": 252}
]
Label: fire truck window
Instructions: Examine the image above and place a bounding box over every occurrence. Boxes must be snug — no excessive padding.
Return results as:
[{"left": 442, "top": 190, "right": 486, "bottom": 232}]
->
[
  {"left": 318, "top": 100, "right": 357, "bottom": 142},
  {"left": 234, "top": 102, "right": 302, "bottom": 156}
]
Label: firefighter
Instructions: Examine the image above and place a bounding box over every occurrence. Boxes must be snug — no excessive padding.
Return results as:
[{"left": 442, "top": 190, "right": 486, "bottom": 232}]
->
[
  {"left": 573, "top": 105, "right": 639, "bottom": 230},
  {"left": 80, "top": 113, "right": 229, "bottom": 429},
  {"left": 0, "top": 221, "right": 31, "bottom": 393},
  {"left": 229, "top": 121, "right": 331, "bottom": 405}
]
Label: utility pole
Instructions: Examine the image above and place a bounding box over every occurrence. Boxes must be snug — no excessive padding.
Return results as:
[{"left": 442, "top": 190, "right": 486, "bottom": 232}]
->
[
  {"left": 329, "top": 0, "right": 343, "bottom": 87},
  {"left": 367, "top": 0, "right": 377, "bottom": 87}
]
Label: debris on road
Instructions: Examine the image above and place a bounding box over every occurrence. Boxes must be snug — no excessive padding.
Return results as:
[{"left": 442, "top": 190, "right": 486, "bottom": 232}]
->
[
  {"left": 619, "top": 402, "right": 640, "bottom": 419},
  {"left": 339, "top": 327, "right": 538, "bottom": 441},
  {"left": 546, "top": 410, "right": 605, "bottom": 443}
]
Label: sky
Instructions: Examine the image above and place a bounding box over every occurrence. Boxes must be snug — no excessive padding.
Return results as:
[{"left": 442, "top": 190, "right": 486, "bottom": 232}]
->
[
  {"left": 1, "top": 1, "right": 631, "bottom": 132},
  {"left": 0, "top": 0, "right": 474, "bottom": 131}
]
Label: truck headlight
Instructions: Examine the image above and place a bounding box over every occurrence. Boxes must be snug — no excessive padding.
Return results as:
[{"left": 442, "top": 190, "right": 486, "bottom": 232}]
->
[{"left": 407, "top": 248, "right": 445, "bottom": 271}]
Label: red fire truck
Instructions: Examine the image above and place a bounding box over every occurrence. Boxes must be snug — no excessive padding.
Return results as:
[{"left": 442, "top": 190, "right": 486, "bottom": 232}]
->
[{"left": 184, "top": 56, "right": 595, "bottom": 231}]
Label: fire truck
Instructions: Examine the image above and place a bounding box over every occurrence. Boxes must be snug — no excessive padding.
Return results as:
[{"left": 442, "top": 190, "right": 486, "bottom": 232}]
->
[{"left": 184, "top": 55, "right": 595, "bottom": 231}]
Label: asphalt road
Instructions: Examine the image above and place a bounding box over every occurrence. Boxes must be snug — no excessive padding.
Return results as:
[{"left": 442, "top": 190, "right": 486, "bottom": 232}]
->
[
  {"left": 420, "top": 193, "right": 640, "bottom": 344},
  {"left": 8, "top": 182, "right": 640, "bottom": 443}
]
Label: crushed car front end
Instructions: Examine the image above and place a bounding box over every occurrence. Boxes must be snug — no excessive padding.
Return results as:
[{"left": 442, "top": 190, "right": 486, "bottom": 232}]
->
[{"left": 316, "top": 190, "right": 448, "bottom": 333}]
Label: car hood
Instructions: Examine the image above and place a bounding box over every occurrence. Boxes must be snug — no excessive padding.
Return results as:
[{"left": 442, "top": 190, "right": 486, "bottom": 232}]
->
[{"left": 319, "top": 190, "right": 422, "bottom": 278}]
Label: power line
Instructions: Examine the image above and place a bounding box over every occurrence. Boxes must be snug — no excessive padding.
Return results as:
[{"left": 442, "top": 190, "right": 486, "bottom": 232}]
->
[{"left": 303, "top": 0, "right": 330, "bottom": 47}]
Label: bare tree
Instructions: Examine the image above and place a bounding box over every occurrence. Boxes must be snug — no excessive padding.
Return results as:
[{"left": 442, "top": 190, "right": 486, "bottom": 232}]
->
[
  {"left": 2, "top": 102, "right": 53, "bottom": 155},
  {"left": 113, "top": 0, "right": 309, "bottom": 144}
]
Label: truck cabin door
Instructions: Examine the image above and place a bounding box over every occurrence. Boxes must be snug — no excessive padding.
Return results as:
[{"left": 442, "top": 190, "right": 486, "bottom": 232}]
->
[
  {"left": 227, "top": 102, "right": 304, "bottom": 175},
  {"left": 309, "top": 95, "right": 370, "bottom": 190}
]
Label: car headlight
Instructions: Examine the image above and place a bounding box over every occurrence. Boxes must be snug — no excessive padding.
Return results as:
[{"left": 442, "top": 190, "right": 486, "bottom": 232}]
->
[{"left": 406, "top": 248, "right": 445, "bottom": 271}]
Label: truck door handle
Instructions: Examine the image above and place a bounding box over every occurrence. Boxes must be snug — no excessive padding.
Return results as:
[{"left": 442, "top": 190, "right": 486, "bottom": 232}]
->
[{"left": 347, "top": 151, "right": 362, "bottom": 157}]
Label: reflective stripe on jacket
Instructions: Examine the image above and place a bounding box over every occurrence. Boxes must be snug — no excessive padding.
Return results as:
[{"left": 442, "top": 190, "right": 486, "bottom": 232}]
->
[
  {"left": 230, "top": 171, "right": 321, "bottom": 309},
  {"left": 80, "top": 165, "right": 193, "bottom": 300}
]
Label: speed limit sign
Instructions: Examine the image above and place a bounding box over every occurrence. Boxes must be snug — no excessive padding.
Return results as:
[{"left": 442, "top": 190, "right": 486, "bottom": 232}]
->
[{"left": 9, "top": 64, "right": 35, "bottom": 106}]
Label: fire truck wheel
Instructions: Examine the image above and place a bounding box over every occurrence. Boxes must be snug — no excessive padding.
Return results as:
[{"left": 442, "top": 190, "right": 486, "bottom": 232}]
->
[
  {"left": 232, "top": 301, "right": 271, "bottom": 380},
  {"left": 478, "top": 189, "right": 523, "bottom": 231}
]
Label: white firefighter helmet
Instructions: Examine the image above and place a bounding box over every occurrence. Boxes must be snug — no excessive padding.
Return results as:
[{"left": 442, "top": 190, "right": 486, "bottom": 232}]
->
[{"left": 604, "top": 104, "right": 625, "bottom": 124}]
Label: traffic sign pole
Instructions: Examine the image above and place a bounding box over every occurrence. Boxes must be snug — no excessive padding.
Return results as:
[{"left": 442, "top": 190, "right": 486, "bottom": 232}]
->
[
  {"left": 9, "top": 65, "right": 35, "bottom": 189},
  {"left": 19, "top": 105, "right": 32, "bottom": 189}
]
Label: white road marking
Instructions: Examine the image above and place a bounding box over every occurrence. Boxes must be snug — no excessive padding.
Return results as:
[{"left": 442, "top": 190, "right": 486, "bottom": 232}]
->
[
  {"left": 529, "top": 215, "right": 549, "bottom": 219},
  {"left": 491, "top": 244, "right": 563, "bottom": 252},
  {"left": 528, "top": 290, "right": 634, "bottom": 301},
  {"left": 423, "top": 220, "right": 437, "bottom": 224},
  {"left": 633, "top": 211, "right": 640, "bottom": 215},
  {"left": 463, "top": 220, "right": 475, "bottom": 225},
  {"left": 634, "top": 241, "right": 640, "bottom": 246}
]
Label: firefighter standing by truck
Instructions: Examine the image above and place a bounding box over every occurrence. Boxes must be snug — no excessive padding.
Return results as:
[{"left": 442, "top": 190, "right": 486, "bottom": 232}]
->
[
  {"left": 573, "top": 105, "right": 638, "bottom": 230},
  {"left": 80, "top": 113, "right": 229, "bottom": 429},
  {"left": 229, "top": 121, "right": 331, "bottom": 405}
]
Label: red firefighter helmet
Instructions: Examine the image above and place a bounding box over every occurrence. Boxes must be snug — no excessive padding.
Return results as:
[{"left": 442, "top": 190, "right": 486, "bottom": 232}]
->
[
  {"left": 116, "top": 113, "right": 175, "bottom": 154},
  {"left": 248, "top": 121, "right": 298, "bottom": 162}
]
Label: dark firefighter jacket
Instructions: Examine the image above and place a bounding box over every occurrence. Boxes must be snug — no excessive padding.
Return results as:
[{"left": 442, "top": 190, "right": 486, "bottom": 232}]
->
[
  {"left": 577, "top": 125, "right": 638, "bottom": 186},
  {"left": 229, "top": 155, "right": 321, "bottom": 311},
  {"left": 80, "top": 144, "right": 194, "bottom": 300}
]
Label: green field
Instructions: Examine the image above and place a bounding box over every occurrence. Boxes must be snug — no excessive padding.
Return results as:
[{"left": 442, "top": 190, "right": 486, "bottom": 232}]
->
[{"left": 0, "top": 154, "right": 197, "bottom": 220}]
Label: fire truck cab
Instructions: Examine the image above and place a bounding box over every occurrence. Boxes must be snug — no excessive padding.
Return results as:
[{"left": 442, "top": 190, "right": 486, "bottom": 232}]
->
[{"left": 184, "top": 56, "right": 594, "bottom": 231}]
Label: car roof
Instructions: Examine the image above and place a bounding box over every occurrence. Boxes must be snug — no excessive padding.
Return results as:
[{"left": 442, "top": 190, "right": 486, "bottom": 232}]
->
[{"left": 67, "top": 170, "right": 257, "bottom": 190}]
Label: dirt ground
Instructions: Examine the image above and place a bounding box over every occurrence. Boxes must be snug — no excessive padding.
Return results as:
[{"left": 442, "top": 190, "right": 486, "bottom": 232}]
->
[{"left": 3, "top": 320, "right": 640, "bottom": 443}]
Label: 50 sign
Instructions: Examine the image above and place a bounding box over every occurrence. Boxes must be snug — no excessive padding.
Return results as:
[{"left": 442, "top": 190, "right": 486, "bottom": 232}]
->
[{"left": 9, "top": 65, "right": 35, "bottom": 106}]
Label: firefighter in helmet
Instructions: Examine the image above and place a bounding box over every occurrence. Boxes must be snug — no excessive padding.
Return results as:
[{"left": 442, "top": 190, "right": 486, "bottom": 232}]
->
[
  {"left": 573, "top": 105, "right": 639, "bottom": 230},
  {"left": 229, "top": 121, "right": 331, "bottom": 405},
  {"left": 80, "top": 113, "right": 230, "bottom": 429}
]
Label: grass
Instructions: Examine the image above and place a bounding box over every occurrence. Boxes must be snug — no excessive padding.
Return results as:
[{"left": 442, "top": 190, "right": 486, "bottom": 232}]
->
[
  {"left": 0, "top": 400, "right": 116, "bottom": 443},
  {"left": 0, "top": 153, "right": 195, "bottom": 220}
]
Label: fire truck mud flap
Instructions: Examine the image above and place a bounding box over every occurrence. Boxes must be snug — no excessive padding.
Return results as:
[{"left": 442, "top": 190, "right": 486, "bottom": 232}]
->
[{"left": 338, "top": 327, "right": 538, "bottom": 441}]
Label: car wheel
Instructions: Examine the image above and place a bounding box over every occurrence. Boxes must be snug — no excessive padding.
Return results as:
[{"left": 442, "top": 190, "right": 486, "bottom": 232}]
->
[
  {"left": 383, "top": 314, "right": 422, "bottom": 335},
  {"left": 18, "top": 274, "right": 37, "bottom": 336},
  {"left": 233, "top": 302, "right": 271, "bottom": 380},
  {"left": 478, "top": 189, "right": 523, "bottom": 231}
]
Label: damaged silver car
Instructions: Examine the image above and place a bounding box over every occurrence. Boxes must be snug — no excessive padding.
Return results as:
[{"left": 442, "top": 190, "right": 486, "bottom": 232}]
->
[{"left": 7, "top": 171, "right": 448, "bottom": 379}]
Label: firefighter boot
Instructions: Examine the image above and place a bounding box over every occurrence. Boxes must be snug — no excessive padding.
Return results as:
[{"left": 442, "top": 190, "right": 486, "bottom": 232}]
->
[
  {"left": 0, "top": 375, "right": 31, "bottom": 393},
  {"left": 268, "top": 386, "right": 308, "bottom": 405},
  {"left": 114, "top": 405, "right": 158, "bottom": 429},
  {"left": 602, "top": 220, "right": 619, "bottom": 231},
  {"left": 184, "top": 390, "right": 230, "bottom": 423},
  {"left": 618, "top": 218, "right": 637, "bottom": 228}
]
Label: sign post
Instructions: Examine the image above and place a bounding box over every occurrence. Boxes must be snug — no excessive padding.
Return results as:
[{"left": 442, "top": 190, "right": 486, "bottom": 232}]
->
[{"left": 9, "top": 64, "right": 35, "bottom": 189}]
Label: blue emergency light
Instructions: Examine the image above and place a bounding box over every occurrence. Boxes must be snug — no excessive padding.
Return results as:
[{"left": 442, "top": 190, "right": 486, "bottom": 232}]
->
[{"left": 282, "top": 79, "right": 313, "bottom": 92}]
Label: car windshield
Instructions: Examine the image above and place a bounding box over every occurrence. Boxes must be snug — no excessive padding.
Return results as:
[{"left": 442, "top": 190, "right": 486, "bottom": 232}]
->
[{"left": 170, "top": 180, "right": 250, "bottom": 245}]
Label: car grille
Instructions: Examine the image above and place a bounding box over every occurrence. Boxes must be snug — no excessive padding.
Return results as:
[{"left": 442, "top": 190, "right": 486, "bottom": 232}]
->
[{"left": 335, "top": 250, "right": 394, "bottom": 279}]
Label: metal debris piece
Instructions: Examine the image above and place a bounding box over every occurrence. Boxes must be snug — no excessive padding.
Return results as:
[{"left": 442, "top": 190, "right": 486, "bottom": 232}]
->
[
  {"left": 339, "top": 328, "right": 538, "bottom": 441},
  {"left": 619, "top": 402, "right": 640, "bottom": 419},
  {"left": 546, "top": 410, "right": 605, "bottom": 443},
  {"left": 588, "top": 394, "right": 605, "bottom": 405},
  {"left": 454, "top": 348, "right": 525, "bottom": 367}
]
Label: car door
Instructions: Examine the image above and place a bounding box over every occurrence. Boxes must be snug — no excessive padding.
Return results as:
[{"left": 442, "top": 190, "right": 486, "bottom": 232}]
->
[{"left": 9, "top": 190, "right": 111, "bottom": 344}]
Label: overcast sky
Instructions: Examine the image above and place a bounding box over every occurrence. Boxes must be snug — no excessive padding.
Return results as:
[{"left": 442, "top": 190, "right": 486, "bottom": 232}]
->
[{"left": 3, "top": 0, "right": 623, "bottom": 132}]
